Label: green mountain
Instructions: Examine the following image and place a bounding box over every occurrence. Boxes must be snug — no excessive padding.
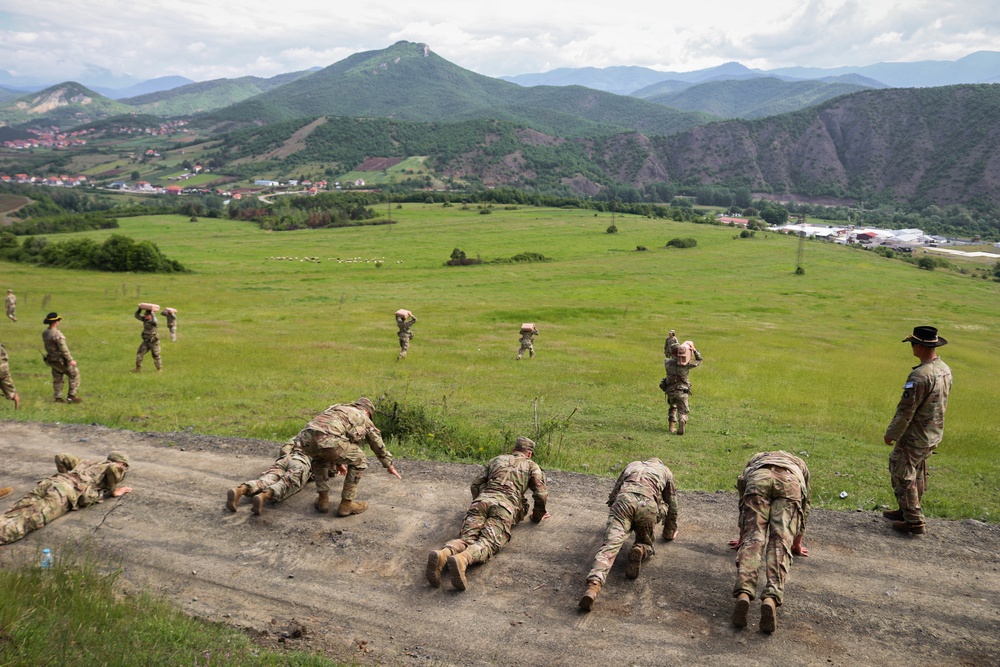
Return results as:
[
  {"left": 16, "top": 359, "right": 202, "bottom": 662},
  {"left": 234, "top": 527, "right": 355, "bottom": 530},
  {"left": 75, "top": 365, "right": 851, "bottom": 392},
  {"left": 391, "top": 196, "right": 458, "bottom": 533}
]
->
[
  {"left": 122, "top": 71, "right": 314, "bottom": 116},
  {"left": 645, "top": 77, "right": 872, "bottom": 119},
  {"left": 206, "top": 41, "right": 714, "bottom": 137},
  {"left": 0, "top": 82, "right": 132, "bottom": 127}
]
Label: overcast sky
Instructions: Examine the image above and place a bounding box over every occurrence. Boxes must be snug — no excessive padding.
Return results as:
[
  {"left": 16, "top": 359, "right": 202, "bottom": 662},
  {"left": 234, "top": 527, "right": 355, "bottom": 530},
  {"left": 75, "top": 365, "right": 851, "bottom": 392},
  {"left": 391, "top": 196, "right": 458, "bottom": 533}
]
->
[{"left": 1, "top": 0, "right": 998, "bottom": 85}]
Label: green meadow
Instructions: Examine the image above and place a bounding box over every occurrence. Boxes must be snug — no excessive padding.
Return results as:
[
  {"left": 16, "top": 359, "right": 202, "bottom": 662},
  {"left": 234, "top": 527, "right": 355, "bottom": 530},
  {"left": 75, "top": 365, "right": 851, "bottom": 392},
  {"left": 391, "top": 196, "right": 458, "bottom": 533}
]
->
[{"left": 2, "top": 205, "right": 998, "bottom": 521}]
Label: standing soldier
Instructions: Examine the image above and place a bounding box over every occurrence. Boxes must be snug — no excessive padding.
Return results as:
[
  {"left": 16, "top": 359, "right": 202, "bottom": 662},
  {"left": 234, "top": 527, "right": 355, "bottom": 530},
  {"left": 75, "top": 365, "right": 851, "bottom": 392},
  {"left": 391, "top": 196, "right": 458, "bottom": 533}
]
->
[
  {"left": 662, "top": 340, "right": 703, "bottom": 434},
  {"left": 663, "top": 329, "right": 678, "bottom": 358},
  {"left": 163, "top": 307, "right": 178, "bottom": 342},
  {"left": 516, "top": 323, "right": 538, "bottom": 360},
  {"left": 134, "top": 307, "right": 162, "bottom": 371},
  {"left": 5, "top": 290, "right": 15, "bottom": 322},
  {"left": 291, "top": 397, "right": 401, "bottom": 516},
  {"left": 395, "top": 309, "right": 417, "bottom": 360},
  {"left": 42, "top": 312, "right": 81, "bottom": 403},
  {"left": 883, "top": 326, "right": 953, "bottom": 536},
  {"left": 579, "top": 458, "right": 678, "bottom": 611},
  {"left": 425, "top": 436, "right": 549, "bottom": 591},
  {"left": 226, "top": 441, "right": 313, "bottom": 515},
  {"left": 728, "top": 450, "right": 811, "bottom": 633},
  {"left": 1, "top": 341, "right": 19, "bottom": 409},
  {"left": 0, "top": 452, "right": 132, "bottom": 545}
]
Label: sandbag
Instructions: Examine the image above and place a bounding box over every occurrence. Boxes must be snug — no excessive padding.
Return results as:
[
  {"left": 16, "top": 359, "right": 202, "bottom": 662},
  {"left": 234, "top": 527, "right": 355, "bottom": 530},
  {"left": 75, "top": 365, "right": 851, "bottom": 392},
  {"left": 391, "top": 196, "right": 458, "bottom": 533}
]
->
[
  {"left": 395, "top": 309, "right": 412, "bottom": 319},
  {"left": 520, "top": 323, "right": 538, "bottom": 334},
  {"left": 138, "top": 303, "right": 160, "bottom": 312}
]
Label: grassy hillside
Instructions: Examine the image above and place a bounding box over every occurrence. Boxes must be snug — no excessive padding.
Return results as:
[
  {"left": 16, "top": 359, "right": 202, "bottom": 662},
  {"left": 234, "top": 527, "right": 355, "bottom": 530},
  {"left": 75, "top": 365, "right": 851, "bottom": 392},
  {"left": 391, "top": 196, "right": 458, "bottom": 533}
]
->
[
  {"left": 645, "top": 77, "right": 871, "bottom": 119},
  {"left": 0, "top": 82, "right": 132, "bottom": 126},
  {"left": 123, "top": 71, "right": 314, "bottom": 116},
  {"left": 1, "top": 206, "right": 997, "bottom": 521}
]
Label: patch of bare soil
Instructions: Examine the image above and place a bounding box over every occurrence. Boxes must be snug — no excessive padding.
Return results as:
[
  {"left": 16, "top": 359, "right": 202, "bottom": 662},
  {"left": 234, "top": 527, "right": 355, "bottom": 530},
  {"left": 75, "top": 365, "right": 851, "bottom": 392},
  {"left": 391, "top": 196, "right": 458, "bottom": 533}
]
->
[{"left": 1, "top": 422, "right": 997, "bottom": 666}]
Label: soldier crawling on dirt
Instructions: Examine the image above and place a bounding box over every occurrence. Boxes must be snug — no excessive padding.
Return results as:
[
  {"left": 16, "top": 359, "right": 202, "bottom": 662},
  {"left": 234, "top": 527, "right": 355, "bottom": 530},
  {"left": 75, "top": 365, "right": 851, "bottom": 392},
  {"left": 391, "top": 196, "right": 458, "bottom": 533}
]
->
[{"left": 226, "top": 441, "right": 314, "bottom": 515}]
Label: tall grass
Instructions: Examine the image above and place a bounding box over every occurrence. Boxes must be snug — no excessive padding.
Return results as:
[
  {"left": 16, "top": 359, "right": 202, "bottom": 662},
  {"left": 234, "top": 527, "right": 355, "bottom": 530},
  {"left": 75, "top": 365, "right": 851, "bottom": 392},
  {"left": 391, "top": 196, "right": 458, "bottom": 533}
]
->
[
  {"left": 0, "top": 548, "right": 336, "bottom": 666},
  {"left": 2, "top": 205, "right": 998, "bottom": 520}
]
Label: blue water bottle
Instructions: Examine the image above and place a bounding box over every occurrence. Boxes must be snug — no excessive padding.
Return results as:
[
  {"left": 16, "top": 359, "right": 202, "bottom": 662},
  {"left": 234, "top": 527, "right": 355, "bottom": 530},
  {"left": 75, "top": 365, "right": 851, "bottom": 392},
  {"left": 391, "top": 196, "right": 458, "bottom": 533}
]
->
[{"left": 41, "top": 548, "right": 53, "bottom": 569}]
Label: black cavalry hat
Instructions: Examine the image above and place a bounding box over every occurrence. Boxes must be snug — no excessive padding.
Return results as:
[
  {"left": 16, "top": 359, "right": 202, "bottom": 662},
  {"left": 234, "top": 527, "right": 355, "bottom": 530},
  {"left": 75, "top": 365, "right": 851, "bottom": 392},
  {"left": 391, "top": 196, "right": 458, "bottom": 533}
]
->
[
  {"left": 902, "top": 325, "right": 947, "bottom": 347},
  {"left": 43, "top": 312, "right": 62, "bottom": 324}
]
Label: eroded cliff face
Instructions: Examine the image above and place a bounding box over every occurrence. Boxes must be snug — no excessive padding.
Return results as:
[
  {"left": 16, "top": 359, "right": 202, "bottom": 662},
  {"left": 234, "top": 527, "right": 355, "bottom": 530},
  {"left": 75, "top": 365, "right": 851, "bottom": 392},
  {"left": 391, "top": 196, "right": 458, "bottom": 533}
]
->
[{"left": 16, "top": 86, "right": 94, "bottom": 114}]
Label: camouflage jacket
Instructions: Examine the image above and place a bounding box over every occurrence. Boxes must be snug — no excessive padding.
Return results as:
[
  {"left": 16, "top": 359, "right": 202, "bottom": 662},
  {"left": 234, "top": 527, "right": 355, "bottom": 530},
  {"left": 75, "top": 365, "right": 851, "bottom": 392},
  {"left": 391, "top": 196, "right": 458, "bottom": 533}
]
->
[
  {"left": 135, "top": 309, "right": 159, "bottom": 342},
  {"left": 0, "top": 342, "right": 8, "bottom": 365},
  {"left": 47, "top": 456, "right": 128, "bottom": 510},
  {"left": 519, "top": 330, "right": 537, "bottom": 346},
  {"left": 396, "top": 316, "right": 416, "bottom": 339},
  {"left": 470, "top": 452, "right": 547, "bottom": 522},
  {"left": 305, "top": 404, "right": 394, "bottom": 469},
  {"left": 5, "top": 294, "right": 14, "bottom": 310},
  {"left": 738, "top": 451, "right": 811, "bottom": 531},
  {"left": 885, "top": 357, "right": 952, "bottom": 450},
  {"left": 663, "top": 335, "right": 679, "bottom": 357},
  {"left": 42, "top": 328, "right": 74, "bottom": 366},
  {"left": 609, "top": 458, "right": 678, "bottom": 525},
  {"left": 663, "top": 351, "right": 703, "bottom": 392}
]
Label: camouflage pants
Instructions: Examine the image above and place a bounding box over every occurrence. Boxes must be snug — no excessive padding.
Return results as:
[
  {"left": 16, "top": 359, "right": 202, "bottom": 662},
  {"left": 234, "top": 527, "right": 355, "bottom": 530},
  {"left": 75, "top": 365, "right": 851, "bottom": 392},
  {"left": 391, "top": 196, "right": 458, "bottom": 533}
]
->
[
  {"left": 445, "top": 500, "right": 516, "bottom": 565},
  {"left": 244, "top": 452, "right": 311, "bottom": 502},
  {"left": 0, "top": 362, "right": 15, "bottom": 400},
  {"left": 46, "top": 361, "right": 80, "bottom": 400},
  {"left": 136, "top": 338, "right": 161, "bottom": 369},
  {"left": 733, "top": 466, "right": 804, "bottom": 605},
  {"left": 586, "top": 492, "right": 659, "bottom": 584},
  {"left": 0, "top": 479, "right": 73, "bottom": 545},
  {"left": 516, "top": 342, "right": 534, "bottom": 359},
  {"left": 168, "top": 323, "right": 177, "bottom": 342},
  {"left": 667, "top": 391, "right": 690, "bottom": 422},
  {"left": 889, "top": 442, "right": 933, "bottom": 527},
  {"left": 397, "top": 333, "right": 412, "bottom": 358},
  {"left": 5, "top": 305, "right": 14, "bottom": 321},
  {"left": 296, "top": 430, "right": 368, "bottom": 500}
]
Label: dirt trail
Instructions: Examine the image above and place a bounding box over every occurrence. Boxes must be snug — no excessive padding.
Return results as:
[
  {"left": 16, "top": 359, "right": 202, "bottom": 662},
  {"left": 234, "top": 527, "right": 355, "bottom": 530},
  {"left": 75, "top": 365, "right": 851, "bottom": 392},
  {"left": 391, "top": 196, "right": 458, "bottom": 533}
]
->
[{"left": 1, "top": 422, "right": 997, "bottom": 666}]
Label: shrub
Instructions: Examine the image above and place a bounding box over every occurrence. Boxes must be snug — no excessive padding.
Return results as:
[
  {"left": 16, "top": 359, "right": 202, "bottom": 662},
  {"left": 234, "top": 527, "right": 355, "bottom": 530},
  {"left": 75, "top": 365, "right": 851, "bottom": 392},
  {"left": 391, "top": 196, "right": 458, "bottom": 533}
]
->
[
  {"left": 636, "top": 245, "right": 648, "bottom": 252},
  {"left": 606, "top": 224, "right": 618, "bottom": 234},
  {"left": 666, "top": 237, "right": 698, "bottom": 248}
]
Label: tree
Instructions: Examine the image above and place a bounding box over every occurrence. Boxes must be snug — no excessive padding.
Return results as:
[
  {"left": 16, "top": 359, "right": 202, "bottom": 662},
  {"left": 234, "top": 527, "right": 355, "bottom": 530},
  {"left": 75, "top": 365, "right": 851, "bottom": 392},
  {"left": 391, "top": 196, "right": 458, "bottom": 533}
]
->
[
  {"left": 993, "top": 260, "right": 1000, "bottom": 280},
  {"left": 130, "top": 171, "right": 141, "bottom": 181},
  {"left": 760, "top": 205, "right": 789, "bottom": 226},
  {"left": 450, "top": 248, "right": 467, "bottom": 262}
]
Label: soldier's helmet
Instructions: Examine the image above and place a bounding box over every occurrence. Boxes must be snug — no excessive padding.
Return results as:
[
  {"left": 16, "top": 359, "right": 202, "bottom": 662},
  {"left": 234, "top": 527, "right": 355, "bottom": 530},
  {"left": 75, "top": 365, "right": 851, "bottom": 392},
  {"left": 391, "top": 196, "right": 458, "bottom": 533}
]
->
[
  {"left": 514, "top": 436, "right": 535, "bottom": 452},
  {"left": 107, "top": 451, "right": 129, "bottom": 465},
  {"left": 356, "top": 397, "right": 375, "bottom": 414}
]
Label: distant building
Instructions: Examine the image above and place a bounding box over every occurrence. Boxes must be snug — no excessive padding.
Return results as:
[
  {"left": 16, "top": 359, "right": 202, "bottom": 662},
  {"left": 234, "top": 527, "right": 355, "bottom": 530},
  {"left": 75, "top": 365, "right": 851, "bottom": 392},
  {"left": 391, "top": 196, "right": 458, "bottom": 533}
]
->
[{"left": 254, "top": 180, "right": 279, "bottom": 187}]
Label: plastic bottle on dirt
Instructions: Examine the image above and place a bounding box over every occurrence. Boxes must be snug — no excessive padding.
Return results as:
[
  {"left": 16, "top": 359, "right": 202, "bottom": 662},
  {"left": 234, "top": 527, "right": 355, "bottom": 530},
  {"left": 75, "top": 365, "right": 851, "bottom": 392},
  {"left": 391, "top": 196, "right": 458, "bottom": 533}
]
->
[{"left": 41, "top": 548, "right": 53, "bottom": 569}]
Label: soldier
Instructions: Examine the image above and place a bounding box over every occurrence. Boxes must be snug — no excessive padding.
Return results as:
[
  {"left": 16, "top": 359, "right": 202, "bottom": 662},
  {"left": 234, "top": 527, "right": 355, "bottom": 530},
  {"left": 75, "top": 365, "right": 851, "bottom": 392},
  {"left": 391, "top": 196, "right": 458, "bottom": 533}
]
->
[
  {"left": 728, "top": 451, "right": 810, "bottom": 633},
  {"left": 396, "top": 311, "right": 417, "bottom": 360},
  {"left": 883, "top": 325, "right": 953, "bottom": 536},
  {"left": 163, "top": 308, "right": 178, "bottom": 342},
  {"left": 516, "top": 323, "right": 538, "bottom": 360},
  {"left": 291, "top": 397, "right": 401, "bottom": 517},
  {"left": 425, "top": 436, "right": 549, "bottom": 591},
  {"left": 663, "top": 329, "right": 678, "bottom": 358},
  {"left": 0, "top": 452, "right": 132, "bottom": 545},
  {"left": 1, "top": 341, "right": 19, "bottom": 409},
  {"left": 134, "top": 307, "right": 162, "bottom": 371},
  {"left": 226, "top": 441, "right": 313, "bottom": 515},
  {"left": 662, "top": 340, "right": 703, "bottom": 434},
  {"left": 42, "top": 312, "right": 81, "bottom": 403},
  {"left": 579, "top": 458, "right": 678, "bottom": 611},
  {"left": 5, "top": 289, "right": 15, "bottom": 322}
]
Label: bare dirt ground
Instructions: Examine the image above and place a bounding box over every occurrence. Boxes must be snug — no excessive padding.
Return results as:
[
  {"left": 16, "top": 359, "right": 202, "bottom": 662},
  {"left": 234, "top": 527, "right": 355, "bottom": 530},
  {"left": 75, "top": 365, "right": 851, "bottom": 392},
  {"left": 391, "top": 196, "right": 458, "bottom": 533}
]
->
[{"left": 1, "top": 421, "right": 998, "bottom": 667}]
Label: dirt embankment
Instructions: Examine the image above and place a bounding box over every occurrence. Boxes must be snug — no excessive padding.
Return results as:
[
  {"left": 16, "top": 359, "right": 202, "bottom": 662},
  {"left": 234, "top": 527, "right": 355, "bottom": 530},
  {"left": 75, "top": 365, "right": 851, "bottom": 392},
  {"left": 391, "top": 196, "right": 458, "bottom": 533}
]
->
[{"left": 1, "top": 421, "right": 997, "bottom": 666}]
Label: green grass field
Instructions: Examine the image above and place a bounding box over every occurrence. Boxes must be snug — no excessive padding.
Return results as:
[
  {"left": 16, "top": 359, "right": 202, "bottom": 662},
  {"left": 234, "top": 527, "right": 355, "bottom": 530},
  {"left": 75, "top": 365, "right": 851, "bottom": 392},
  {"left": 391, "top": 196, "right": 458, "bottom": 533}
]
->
[{"left": 2, "top": 205, "right": 998, "bottom": 521}]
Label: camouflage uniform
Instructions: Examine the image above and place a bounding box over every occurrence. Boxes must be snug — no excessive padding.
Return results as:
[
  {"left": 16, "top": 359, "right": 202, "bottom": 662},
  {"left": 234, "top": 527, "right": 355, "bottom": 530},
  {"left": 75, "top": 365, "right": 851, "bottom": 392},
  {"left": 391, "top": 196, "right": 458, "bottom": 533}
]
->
[
  {"left": 516, "top": 327, "right": 537, "bottom": 360},
  {"left": 733, "top": 451, "right": 810, "bottom": 605},
  {"left": 5, "top": 291, "right": 15, "bottom": 322},
  {"left": 441, "top": 449, "right": 548, "bottom": 566},
  {"left": 0, "top": 343, "right": 16, "bottom": 402},
  {"left": 164, "top": 310, "right": 178, "bottom": 342},
  {"left": 241, "top": 442, "right": 312, "bottom": 501},
  {"left": 663, "top": 332, "right": 678, "bottom": 357},
  {"left": 293, "top": 403, "right": 394, "bottom": 503},
  {"left": 43, "top": 326, "right": 80, "bottom": 401},
  {"left": 585, "top": 458, "right": 678, "bottom": 585},
  {"left": 663, "top": 348, "right": 703, "bottom": 430},
  {"left": 0, "top": 453, "right": 129, "bottom": 545},
  {"left": 396, "top": 315, "right": 416, "bottom": 360},
  {"left": 135, "top": 309, "right": 161, "bottom": 370},
  {"left": 885, "top": 357, "right": 952, "bottom": 529}
]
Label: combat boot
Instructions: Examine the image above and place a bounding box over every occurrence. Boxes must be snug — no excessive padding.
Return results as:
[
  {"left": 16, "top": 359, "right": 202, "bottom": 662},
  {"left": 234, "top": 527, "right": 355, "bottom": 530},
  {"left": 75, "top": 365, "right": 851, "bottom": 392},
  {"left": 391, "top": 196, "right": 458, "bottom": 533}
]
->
[
  {"left": 882, "top": 509, "right": 904, "bottom": 520},
  {"left": 579, "top": 580, "right": 602, "bottom": 611},
  {"left": 226, "top": 484, "right": 248, "bottom": 512},
  {"left": 252, "top": 489, "right": 274, "bottom": 515},
  {"left": 66, "top": 395, "right": 82, "bottom": 404},
  {"left": 0, "top": 487, "right": 12, "bottom": 499},
  {"left": 315, "top": 491, "right": 330, "bottom": 513},
  {"left": 732, "top": 593, "right": 750, "bottom": 628},
  {"left": 132, "top": 366, "right": 142, "bottom": 373},
  {"left": 425, "top": 549, "right": 451, "bottom": 588},
  {"left": 668, "top": 420, "right": 677, "bottom": 434},
  {"left": 447, "top": 551, "right": 473, "bottom": 591},
  {"left": 892, "top": 520, "right": 926, "bottom": 535},
  {"left": 677, "top": 418, "right": 687, "bottom": 435},
  {"left": 54, "top": 397, "right": 66, "bottom": 403},
  {"left": 625, "top": 544, "right": 646, "bottom": 579},
  {"left": 337, "top": 499, "right": 368, "bottom": 516},
  {"left": 760, "top": 597, "right": 777, "bottom": 633}
]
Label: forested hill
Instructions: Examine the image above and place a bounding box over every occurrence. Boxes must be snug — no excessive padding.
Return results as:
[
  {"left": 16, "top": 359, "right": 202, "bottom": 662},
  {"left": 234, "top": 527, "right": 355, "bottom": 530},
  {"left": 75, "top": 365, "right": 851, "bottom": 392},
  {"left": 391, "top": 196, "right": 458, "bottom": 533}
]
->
[
  {"left": 655, "top": 84, "right": 1000, "bottom": 209},
  {"left": 204, "top": 41, "right": 714, "bottom": 137}
]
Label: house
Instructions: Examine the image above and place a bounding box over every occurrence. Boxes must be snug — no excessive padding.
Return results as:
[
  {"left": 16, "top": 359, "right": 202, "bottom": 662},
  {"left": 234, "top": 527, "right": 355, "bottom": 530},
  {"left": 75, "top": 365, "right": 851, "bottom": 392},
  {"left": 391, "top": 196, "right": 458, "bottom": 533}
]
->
[
  {"left": 254, "top": 180, "right": 279, "bottom": 187},
  {"left": 165, "top": 185, "right": 183, "bottom": 195}
]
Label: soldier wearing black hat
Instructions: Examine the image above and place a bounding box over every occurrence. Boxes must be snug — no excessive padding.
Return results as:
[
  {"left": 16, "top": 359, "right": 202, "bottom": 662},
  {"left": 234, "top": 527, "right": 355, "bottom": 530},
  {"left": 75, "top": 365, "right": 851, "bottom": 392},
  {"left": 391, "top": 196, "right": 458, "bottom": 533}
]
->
[
  {"left": 41, "top": 312, "right": 81, "bottom": 403},
  {"left": 882, "top": 326, "right": 953, "bottom": 535}
]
